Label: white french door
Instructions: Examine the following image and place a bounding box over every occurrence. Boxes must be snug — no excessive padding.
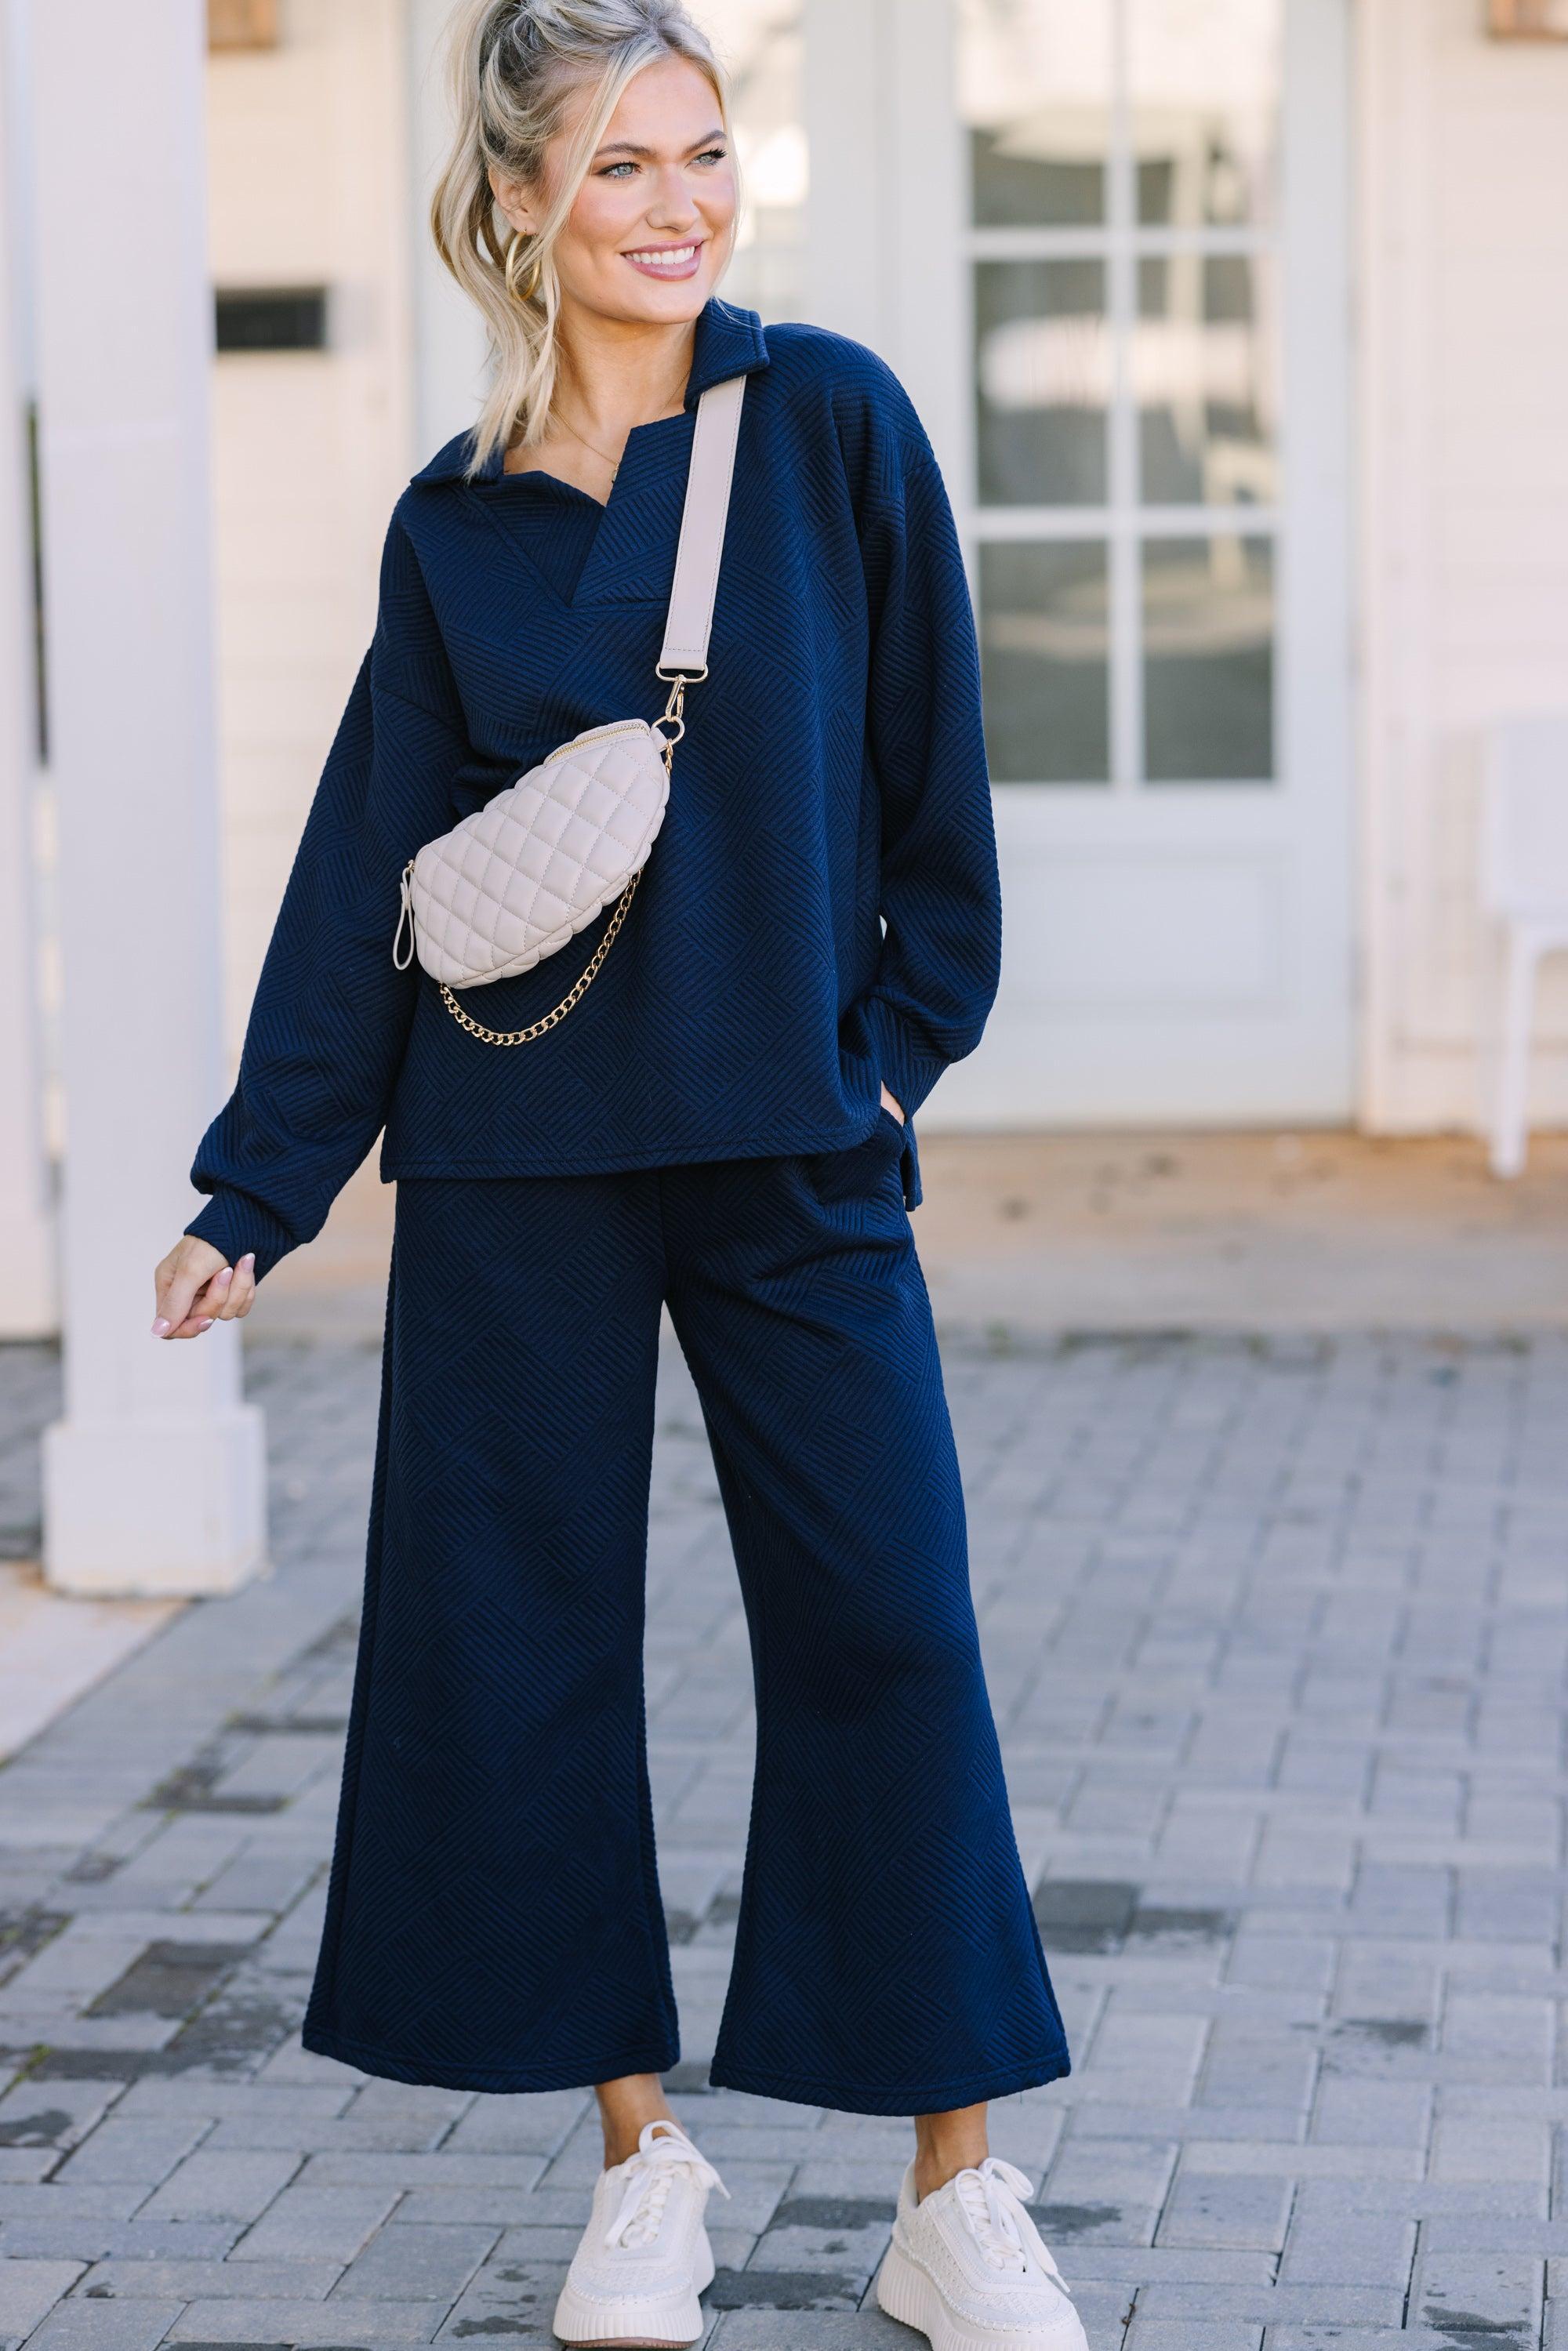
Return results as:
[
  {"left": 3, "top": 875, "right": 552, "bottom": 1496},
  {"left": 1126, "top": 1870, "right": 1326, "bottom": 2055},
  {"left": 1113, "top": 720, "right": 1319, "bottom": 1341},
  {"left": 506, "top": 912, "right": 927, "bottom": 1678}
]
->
[{"left": 887, "top": 0, "right": 1354, "bottom": 1127}]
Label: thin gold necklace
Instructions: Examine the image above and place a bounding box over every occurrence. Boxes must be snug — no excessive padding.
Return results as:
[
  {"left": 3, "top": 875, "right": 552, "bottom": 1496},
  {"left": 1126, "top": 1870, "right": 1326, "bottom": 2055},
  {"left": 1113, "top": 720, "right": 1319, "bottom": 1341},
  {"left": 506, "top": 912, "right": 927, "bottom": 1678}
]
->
[{"left": 554, "top": 414, "right": 622, "bottom": 481}]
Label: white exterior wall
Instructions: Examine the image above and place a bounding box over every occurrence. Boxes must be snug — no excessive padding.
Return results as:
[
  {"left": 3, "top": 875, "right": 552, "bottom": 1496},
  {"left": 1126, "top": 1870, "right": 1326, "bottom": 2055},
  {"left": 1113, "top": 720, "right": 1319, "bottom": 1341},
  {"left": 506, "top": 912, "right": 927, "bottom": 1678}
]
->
[
  {"left": 1358, "top": 0, "right": 1568, "bottom": 1132},
  {"left": 206, "top": 0, "right": 414, "bottom": 1058}
]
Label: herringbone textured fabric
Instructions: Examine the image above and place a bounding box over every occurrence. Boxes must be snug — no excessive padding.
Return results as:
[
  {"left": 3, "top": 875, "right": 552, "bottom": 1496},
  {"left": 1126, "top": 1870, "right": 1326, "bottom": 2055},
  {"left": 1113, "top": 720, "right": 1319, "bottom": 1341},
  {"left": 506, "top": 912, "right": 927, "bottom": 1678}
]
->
[
  {"left": 186, "top": 302, "right": 1000, "bottom": 1279},
  {"left": 300, "top": 1127, "right": 1070, "bottom": 2114}
]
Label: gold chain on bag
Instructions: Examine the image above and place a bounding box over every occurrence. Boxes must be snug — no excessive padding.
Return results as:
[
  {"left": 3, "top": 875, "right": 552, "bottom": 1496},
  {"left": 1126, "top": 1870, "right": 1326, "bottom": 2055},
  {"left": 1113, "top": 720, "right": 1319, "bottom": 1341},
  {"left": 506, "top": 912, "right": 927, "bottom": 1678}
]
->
[{"left": 435, "top": 677, "right": 688, "bottom": 1047}]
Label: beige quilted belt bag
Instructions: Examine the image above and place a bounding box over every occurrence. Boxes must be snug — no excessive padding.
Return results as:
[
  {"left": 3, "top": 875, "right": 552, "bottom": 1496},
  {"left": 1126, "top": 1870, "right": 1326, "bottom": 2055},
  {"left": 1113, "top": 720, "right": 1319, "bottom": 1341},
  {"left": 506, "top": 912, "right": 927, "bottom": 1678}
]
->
[{"left": 391, "top": 372, "right": 746, "bottom": 1046}]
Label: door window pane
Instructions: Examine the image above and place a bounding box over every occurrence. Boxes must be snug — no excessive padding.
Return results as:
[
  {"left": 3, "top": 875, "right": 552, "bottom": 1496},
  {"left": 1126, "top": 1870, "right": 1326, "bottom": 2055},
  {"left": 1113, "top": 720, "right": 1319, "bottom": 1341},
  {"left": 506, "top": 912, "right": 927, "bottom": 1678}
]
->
[
  {"left": 1131, "top": 0, "right": 1282, "bottom": 225},
  {"left": 976, "top": 260, "right": 1109, "bottom": 506},
  {"left": 960, "top": 0, "right": 1112, "bottom": 225},
  {"left": 1137, "top": 253, "right": 1278, "bottom": 505},
  {"left": 1142, "top": 535, "right": 1273, "bottom": 779},
  {"left": 980, "top": 542, "right": 1110, "bottom": 783}
]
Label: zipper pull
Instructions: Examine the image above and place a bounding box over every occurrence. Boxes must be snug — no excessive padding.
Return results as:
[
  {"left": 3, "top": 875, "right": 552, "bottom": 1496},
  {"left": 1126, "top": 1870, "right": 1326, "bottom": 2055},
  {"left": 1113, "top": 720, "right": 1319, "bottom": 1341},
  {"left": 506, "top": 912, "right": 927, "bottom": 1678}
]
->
[{"left": 392, "top": 860, "right": 417, "bottom": 970}]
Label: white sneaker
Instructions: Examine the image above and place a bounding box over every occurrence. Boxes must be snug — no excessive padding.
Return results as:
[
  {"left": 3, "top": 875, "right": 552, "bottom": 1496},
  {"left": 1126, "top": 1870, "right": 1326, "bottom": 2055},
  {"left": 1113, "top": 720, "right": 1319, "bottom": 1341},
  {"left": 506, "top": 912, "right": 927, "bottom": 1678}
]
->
[
  {"left": 552, "top": 2117, "right": 729, "bottom": 2348},
  {"left": 875, "top": 2155, "right": 1089, "bottom": 2351}
]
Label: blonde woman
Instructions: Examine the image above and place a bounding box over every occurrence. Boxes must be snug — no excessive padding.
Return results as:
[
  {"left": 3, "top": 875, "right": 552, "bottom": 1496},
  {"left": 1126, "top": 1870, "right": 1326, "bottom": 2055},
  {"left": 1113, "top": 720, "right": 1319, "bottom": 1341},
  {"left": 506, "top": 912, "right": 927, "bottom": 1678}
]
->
[{"left": 154, "top": 5, "right": 1083, "bottom": 2346}]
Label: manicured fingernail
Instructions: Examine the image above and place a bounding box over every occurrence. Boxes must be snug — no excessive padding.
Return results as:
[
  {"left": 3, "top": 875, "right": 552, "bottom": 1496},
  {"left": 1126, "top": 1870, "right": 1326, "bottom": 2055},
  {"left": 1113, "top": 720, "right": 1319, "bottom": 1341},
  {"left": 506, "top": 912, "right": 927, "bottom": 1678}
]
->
[
  {"left": 151, "top": 1319, "right": 170, "bottom": 1337},
  {"left": 214, "top": 1266, "right": 233, "bottom": 1286},
  {"left": 240, "top": 1254, "right": 256, "bottom": 1270},
  {"left": 195, "top": 1317, "right": 214, "bottom": 1330}
]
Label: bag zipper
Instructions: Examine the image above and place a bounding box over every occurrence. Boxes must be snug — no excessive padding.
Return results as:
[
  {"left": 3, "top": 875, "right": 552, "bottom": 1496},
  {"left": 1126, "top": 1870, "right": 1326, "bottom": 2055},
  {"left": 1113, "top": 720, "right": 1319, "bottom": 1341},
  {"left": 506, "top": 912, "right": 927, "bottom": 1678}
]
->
[{"left": 557, "top": 718, "right": 652, "bottom": 751}]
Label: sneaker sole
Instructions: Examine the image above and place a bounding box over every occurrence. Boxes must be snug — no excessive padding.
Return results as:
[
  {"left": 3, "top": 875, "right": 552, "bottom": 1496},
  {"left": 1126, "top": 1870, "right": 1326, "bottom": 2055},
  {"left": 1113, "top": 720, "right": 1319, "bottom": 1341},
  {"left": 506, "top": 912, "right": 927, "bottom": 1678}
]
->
[
  {"left": 552, "top": 2233, "right": 714, "bottom": 2349},
  {"left": 874, "top": 2237, "right": 1089, "bottom": 2351}
]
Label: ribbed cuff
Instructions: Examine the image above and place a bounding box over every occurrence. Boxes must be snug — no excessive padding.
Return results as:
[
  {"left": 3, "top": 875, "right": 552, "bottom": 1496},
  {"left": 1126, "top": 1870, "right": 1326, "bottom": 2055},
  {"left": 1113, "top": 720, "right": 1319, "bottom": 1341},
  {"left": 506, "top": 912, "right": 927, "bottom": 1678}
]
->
[
  {"left": 861, "top": 994, "right": 950, "bottom": 1122},
  {"left": 184, "top": 1188, "right": 297, "bottom": 1285}
]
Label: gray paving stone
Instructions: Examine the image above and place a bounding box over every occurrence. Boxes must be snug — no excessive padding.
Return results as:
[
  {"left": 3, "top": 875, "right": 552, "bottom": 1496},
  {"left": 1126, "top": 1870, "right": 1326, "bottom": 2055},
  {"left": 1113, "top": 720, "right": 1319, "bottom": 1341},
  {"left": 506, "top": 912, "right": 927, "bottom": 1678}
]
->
[
  {"left": 1414, "top": 2248, "right": 1544, "bottom": 2335},
  {"left": 0, "top": 2083, "right": 125, "bottom": 2157},
  {"left": 744, "top": 2222, "right": 884, "bottom": 2282},
  {"left": 0, "top": 2152, "right": 54, "bottom": 2185},
  {"left": 389, "top": 2186, "right": 556, "bottom": 2229},
  {"left": 1261, "top": 2331, "right": 1499, "bottom": 2351},
  {"left": 0, "top": 2193, "right": 143, "bottom": 2224},
  {"left": 137, "top": 2149, "right": 301, "bottom": 2225},
  {"left": 1133, "top": 2283, "right": 1403, "bottom": 2323},
  {"left": 229, "top": 2186, "right": 399, "bottom": 2263},
  {"left": 701, "top": 2317, "right": 906, "bottom": 2348},
  {"left": 438, "top": 2091, "right": 588, "bottom": 2155},
  {"left": 20, "top": 2305, "right": 184, "bottom": 2351},
  {"left": 165, "top": 2301, "right": 447, "bottom": 2343},
  {"left": 53, "top": 2120, "right": 210, "bottom": 2188},
  {"left": 1156, "top": 2171, "right": 1294, "bottom": 2250},
  {"left": 433, "top": 2258, "right": 569, "bottom": 2346},
  {"left": 330, "top": 2220, "right": 499, "bottom": 2300},
  {"left": 71, "top": 2259, "right": 340, "bottom": 2300},
  {"left": 1058, "top": 2249, "right": 1278, "bottom": 2284},
  {"left": 89, "top": 2230, "right": 245, "bottom": 2269},
  {"left": 1429, "top": 2113, "right": 1552, "bottom": 2186},
  {"left": 1124, "top": 2324, "right": 1261, "bottom": 2351},
  {"left": 0, "top": 2266, "right": 85, "bottom": 2346},
  {"left": 1309, "top": 2078, "right": 1431, "bottom": 2147},
  {"left": 1278, "top": 2210, "right": 1417, "bottom": 2290},
  {"left": 1037, "top": 2137, "right": 1176, "bottom": 2246},
  {"left": 293, "top": 2151, "right": 546, "bottom": 2192}
]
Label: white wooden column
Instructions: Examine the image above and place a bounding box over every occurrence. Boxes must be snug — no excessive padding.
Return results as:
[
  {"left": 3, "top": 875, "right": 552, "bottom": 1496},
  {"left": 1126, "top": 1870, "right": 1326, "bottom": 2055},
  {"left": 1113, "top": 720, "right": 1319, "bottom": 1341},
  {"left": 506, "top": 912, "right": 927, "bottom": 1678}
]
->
[
  {"left": 33, "top": 0, "right": 266, "bottom": 1594},
  {"left": 0, "top": 0, "right": 52, "bottom": 1337}
]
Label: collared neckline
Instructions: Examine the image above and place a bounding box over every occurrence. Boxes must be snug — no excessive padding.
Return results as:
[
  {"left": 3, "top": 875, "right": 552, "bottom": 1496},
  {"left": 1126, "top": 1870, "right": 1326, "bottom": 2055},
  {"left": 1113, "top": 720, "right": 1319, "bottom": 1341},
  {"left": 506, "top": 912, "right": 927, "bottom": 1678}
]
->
[{"left": 409, "top": 297, "right": 769, "bottom": 488}]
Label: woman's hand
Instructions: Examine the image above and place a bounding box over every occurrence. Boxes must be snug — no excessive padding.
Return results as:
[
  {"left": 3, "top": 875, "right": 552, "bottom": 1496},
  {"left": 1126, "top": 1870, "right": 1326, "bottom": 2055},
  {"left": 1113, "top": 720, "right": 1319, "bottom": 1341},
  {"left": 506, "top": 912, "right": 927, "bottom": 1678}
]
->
[
  {"left": 880, "top": 1083, "right": 905, "bottom": 1124},
  {"left": 151, "top": 1239, "right": 257, "bottom": 1340}
]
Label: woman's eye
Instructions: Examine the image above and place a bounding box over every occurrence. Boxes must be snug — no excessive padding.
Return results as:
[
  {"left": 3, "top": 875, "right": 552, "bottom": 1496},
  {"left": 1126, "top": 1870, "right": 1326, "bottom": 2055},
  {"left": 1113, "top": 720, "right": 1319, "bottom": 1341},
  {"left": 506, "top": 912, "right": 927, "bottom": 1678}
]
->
[{"left": 596, "top": 147, "right": 724, "bottom": 179}]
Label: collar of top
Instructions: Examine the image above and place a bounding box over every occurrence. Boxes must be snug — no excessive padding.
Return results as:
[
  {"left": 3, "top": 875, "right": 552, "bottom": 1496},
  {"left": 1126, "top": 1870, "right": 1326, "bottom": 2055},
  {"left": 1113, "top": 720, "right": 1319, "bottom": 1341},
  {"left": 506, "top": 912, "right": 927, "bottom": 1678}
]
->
[{"left": 410, "top": 297, "right": 770, "bottom": 488}]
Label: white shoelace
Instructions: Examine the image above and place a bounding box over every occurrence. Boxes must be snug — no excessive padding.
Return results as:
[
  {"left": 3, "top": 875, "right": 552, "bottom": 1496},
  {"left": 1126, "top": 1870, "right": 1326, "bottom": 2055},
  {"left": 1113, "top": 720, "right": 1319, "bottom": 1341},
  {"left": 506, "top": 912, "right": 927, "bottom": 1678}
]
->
[
  {"left": 950, "top": 2156, "right": 1065, "bottom": 2280},
  {"left": 603, "top": 2120, "right": 729, "bottom": 2251}
]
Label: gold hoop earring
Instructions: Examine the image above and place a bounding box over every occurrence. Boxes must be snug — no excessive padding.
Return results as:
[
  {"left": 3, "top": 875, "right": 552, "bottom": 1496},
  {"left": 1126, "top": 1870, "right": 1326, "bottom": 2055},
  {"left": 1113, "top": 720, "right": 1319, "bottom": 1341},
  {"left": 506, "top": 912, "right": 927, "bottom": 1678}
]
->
[{"left": 505, "top": 230, "right": 542, "bottom": 304}]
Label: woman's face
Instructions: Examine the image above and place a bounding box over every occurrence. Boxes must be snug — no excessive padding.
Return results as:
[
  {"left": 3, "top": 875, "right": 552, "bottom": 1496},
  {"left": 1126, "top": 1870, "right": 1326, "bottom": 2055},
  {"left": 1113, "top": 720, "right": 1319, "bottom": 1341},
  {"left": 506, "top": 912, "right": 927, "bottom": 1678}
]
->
[{"left": 493, "top": 55, "right": 736, "bottom": 330}]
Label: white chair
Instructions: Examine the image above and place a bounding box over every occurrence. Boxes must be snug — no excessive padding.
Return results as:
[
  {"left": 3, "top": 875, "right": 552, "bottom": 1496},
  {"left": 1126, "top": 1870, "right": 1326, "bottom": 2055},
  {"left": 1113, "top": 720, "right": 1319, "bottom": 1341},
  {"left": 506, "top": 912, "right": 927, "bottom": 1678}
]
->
[{"left": 1481, "top": 714, "right": 1568, "bottom": 1177}]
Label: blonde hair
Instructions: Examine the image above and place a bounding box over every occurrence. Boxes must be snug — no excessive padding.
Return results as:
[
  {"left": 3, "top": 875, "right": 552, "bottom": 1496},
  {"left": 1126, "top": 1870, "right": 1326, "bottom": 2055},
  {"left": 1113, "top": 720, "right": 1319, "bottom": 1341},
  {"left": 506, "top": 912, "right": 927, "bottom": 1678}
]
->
[{"left": 432, "top": 0, "right": 734, "bottom": 478}]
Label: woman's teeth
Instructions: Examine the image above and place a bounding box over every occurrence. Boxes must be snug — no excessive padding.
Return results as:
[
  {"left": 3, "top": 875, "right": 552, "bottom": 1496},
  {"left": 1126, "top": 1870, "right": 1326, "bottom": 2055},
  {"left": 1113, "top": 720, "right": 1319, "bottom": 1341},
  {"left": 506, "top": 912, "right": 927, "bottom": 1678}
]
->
[{"left": 626, "top": 244, "right": 699, "bottom": 272}]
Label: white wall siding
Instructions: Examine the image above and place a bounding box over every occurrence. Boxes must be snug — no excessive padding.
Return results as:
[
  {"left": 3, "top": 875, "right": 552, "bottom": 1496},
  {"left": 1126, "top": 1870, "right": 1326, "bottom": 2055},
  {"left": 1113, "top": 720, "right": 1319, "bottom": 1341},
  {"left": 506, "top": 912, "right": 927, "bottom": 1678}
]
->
[
  {"left": 1359, "top": 0, "right": 1568, "bottom": 1131},
  {"left": 207, "top": 0, "right": 414, "bottom": 1061}
]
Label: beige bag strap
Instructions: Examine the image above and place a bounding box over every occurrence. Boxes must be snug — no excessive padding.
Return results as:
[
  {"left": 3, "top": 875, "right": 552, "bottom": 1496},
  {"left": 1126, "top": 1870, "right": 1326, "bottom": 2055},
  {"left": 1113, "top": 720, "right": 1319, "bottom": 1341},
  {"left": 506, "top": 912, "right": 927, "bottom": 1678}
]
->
[{"left": 657, "top": 372, "right": 746, "bottom": 680}]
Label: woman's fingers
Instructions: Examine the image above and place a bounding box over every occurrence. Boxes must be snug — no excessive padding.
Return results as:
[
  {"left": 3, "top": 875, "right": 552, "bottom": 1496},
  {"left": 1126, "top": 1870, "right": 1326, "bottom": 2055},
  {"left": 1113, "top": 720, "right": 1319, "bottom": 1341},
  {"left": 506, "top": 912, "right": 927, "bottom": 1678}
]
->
[
  {"left": 214, "top": 1254, "right": 257, "bottom": 1321},
  {"left": 154, "top": 1252, "right": 211, "bottom": 1337},
  {"left": 172, "top": 1250, "right": 256, "bottom": 1336},
  {"left": 152, "top": 1238, "right": 234, "bottom": 1340},
  {"left": 192, "top": 1264, "right": 234, "bottom": 1319},
  {"left": 166, "top": 1264, "right": 226, "bottom": 1339}
]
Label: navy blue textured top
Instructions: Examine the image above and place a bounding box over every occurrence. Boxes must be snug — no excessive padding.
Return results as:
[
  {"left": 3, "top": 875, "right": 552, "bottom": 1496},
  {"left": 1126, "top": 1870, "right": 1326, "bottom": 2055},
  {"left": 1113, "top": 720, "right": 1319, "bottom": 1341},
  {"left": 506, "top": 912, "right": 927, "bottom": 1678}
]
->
[{"left": 187, "top": 301, "right": 1001, "bottom": 1279}]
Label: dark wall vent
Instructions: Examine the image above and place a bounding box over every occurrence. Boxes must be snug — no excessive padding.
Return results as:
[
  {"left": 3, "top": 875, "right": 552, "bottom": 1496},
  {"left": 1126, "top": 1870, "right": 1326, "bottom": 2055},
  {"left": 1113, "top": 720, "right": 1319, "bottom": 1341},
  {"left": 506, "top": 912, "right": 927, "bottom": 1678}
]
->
[{"left": 215, "top": 288, "right": 328, "bottom": 354}]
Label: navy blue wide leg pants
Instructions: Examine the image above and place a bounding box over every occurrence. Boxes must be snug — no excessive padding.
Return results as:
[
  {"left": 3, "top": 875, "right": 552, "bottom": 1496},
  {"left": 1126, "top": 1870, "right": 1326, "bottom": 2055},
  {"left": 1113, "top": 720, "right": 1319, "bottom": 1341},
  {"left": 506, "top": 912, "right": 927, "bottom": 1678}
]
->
[{"left": 301, "top": 1115, "right": 1069, "bottom": 2113}]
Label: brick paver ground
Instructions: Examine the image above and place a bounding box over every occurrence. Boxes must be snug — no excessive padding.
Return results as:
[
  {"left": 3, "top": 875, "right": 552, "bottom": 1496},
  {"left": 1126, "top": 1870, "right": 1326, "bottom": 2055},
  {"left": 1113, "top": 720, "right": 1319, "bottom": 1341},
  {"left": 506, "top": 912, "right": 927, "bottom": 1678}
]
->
[{"left": 1, "top": 1322, "right": 1566, "bottom": 2349}]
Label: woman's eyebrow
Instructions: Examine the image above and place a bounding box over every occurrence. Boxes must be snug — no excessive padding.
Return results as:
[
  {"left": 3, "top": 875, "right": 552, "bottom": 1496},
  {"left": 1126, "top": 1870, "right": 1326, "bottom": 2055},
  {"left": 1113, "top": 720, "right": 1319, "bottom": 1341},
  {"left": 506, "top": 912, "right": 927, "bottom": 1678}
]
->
[{"left": 593, "top": 127, "right": 728, "bottom": 161}]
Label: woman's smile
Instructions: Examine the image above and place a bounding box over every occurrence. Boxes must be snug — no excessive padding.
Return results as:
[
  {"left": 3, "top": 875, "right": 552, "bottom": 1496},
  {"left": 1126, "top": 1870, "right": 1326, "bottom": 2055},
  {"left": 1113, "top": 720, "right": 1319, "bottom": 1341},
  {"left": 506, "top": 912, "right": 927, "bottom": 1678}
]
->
[{"left": 622, "top": 238, "right": 706, "bottom": 281}]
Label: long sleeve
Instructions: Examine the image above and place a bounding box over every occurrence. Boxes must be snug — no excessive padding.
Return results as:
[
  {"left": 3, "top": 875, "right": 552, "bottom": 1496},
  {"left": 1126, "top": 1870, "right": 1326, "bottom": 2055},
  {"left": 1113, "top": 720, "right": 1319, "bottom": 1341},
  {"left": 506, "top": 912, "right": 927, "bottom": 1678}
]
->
[
  {"left": 186, "top": 509, "right": 470, "bottom": 1279},
  {"left": 847, "top": 378, "right": 1003, "bottom": 1120}
]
